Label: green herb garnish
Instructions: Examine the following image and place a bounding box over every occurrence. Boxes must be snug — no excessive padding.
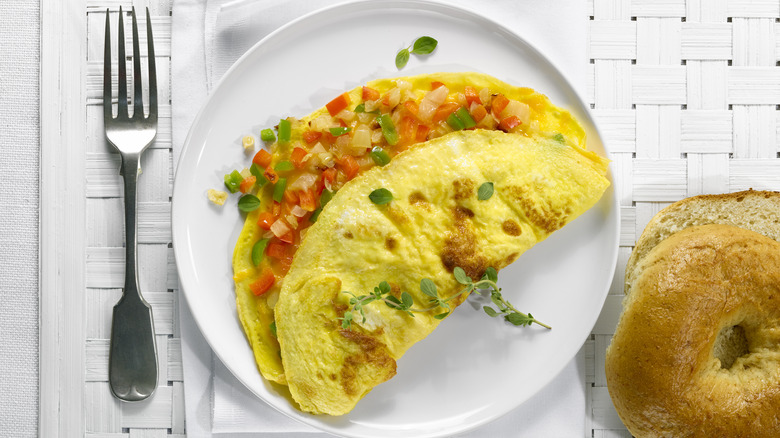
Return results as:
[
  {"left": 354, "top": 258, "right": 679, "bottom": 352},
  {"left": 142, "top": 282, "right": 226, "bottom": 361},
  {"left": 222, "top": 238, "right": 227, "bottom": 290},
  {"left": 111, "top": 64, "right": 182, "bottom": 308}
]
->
[
  {"left": 477, "top": 182, "right": 494, "bottom": 200},
  {"left": 251, "top": 238, "right": 270, "bottom": 266},
  {"left": 339, "top": 266, "right": 549, "bottom": 330},
  {"left": 237, "top": 194, "right": 261, "bottom": 212},
  {"left": 395, "top": 36, "right": 438, "bottom": 69},
  {"left": 369, "top": 188, "right": 393, "bottom": 205}
]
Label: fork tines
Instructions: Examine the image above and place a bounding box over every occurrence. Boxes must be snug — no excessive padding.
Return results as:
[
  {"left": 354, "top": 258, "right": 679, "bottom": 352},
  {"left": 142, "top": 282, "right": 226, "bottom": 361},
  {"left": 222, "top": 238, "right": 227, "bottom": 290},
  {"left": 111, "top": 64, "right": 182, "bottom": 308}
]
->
[{"left": 103, "top": 6, "right": 157, "bottom": 122}]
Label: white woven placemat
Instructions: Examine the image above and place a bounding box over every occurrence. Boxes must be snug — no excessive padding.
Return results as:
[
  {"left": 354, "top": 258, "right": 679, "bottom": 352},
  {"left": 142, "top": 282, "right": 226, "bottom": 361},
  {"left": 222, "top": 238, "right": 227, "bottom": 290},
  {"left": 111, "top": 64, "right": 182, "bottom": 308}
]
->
[
  {"left": 587, "top": 0, "right": 780, "bottom": 436},
  {"left": 42, "top": 0, "right": 779, "bottom": 437}
]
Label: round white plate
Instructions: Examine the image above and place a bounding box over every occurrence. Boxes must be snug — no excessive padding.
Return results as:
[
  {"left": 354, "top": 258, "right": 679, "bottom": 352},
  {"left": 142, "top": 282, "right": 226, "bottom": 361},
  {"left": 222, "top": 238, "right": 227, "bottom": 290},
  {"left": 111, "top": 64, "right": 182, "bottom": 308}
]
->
[{"left": 172, "top": 1, "right": 619, "bottom": 437}]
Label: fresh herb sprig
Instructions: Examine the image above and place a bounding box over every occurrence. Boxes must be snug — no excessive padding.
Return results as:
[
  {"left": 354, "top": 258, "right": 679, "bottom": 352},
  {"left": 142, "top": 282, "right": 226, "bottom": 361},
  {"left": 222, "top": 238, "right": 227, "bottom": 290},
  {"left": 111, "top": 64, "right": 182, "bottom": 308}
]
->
[
  {"left": 339, "top": 267, "right": 549, "bottom": 330},
  {"left": 459, "top": 267, "right": 551, "bottom": 329},
  {"left": 395, "top": 36, "right": 438, "bottom": 69}
]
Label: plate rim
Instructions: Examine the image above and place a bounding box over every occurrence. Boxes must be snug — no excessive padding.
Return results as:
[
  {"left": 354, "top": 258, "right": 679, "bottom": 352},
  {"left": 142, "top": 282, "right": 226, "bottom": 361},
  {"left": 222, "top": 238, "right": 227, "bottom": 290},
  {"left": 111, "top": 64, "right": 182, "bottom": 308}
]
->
[{"left": 172, "top": 0, "right": 620, "bottom": 436}]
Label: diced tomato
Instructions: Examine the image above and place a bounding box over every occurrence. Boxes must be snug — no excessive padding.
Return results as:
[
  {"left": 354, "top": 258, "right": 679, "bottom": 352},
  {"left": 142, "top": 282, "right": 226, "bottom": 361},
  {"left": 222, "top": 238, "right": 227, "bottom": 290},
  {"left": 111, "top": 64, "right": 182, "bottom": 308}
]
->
[
  {"left": 290, "top": 147, "right": 308, "bottom": 168},
  {"left": 402, "top": 100, "right": 419, "bottom": 117},
  {"left": 322, "top": 167, "right": 337, "bottom": 186},
  {"left": 264, "top": 166, "right": 278, "bottom": 184},
  {"left": 338, "top": 155, "right": 360, "bottom": 180},
  {"left": 399, "top": 116, "right": 419, "bottom": 145},
  {"left": 416, "top": 124, "right": 430, "bottom": 142},
  {"left": 267, "top": 241, "right": 289, "bottom": 259},
  {"left": 326, "top": 93, "right": 350, "bottom": 117},
  {"left": 491, "top": 94, "right": 510, "bottom": 116},
  {"left": 431, "top": 81, "right": 445, "bottom": 90},
  {"left": 499, "top": 115, "right": 522, "bottom": 132},
  {"left": 249, "top": 268, "right": 275, "bottom": 296},
  {"left": 470, "top": 104, "right": 488, "bottom": 122},
  {"left": 239, "top": 175, "right": 256, "bottom": 194},
  {"left": 320, "top": 131, "right": 336, "bottom": 146},
  {"left": 432, "top": 102, "right": 460, "bottom": 124},
  {"left": 362, "top": 86, "right": 380, "bottom": 101},
  {"left": 283, "top": 188, "right": 299, "bottom": 204},
  {"left": 302, "top": 130, "right": 322, "bottom": 144},
  {"left": 298, "top": 189, "right": 317, "bottom": 212},
  {"left": 253, "top": 149, "right": 272, "bottom": 168},
  {"left": 257, "top": 211, "right": 275, "bottom": 230},
  {"left": 464, "top": 86, "right": 481, "bottom": 106}
]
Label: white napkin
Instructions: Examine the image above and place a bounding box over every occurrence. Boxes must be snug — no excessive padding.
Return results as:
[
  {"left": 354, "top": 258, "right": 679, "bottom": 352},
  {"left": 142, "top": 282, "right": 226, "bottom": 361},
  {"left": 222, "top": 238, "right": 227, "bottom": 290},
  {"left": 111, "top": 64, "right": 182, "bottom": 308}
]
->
[{"left": 172, "top": 0, "right": 588, "bottom": 436}]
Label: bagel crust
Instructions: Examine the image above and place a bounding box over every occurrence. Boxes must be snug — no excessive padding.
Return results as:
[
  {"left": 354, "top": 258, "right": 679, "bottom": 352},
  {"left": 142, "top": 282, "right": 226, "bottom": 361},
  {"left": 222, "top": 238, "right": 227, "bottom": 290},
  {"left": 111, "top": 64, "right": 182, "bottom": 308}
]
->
[{"left": 606, "top": 224, "right": 780, "bottom": 437}]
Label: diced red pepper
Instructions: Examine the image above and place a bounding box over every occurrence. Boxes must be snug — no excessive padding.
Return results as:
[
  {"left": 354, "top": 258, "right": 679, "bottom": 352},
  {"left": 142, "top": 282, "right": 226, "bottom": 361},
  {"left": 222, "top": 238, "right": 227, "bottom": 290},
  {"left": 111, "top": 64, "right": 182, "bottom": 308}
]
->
[
  {"left": 271, "top": 201, "right": 281, "bottom": 218},
  {"left": 362, "top": 86, "right": 380, "bottom": 101},
  {"left": 298, "top": 189, "right": 317, "bottom": 212},
  {"left": 290, "top": 147, "right": 308, "bottom": 168},
  {"left": 499, "top": 115, "right": 522, "bottom": 132},
  {"left": 279, "top": 232, "right": 294, "bottom": 244},
  {"left": 283, "top": 188, "right": 299, "bottom": 205},
  {"left": 302, "top": 130, "right": 322, "bottom": 144},
  {"left": 399, "top": 116, "right": 419, "bottom": 145},
  {"left": 249, "top": 268, "right": 275, "bottom": 296},
  {"left": 470, "top": 104, "right": 488, "bottom": 122},
  {"left": 322, "top": 167, "right": 337, "bottom": 186},
  {"left": 416, "top": 124, "right": 430, "bottom": 142},
  {"left": 267, "top": 241, "right": 289, "bottom": 259},
  {"left": 257, "top": 211, "right": 275, "bottom": 230},
  {"left": 239, "top": 175, "right": 256, "bottom": 194},
  {"left": 338, "top": 155, "right": 360, "bottom": 180},
  {"left": 253, "top": 149, "right": 272, "bottom": 168},
  {"left": 491, "top": 94, "right": 510, "bottom": 116},
  {"left": 432, "top": 102, "right": 460, "bottom": 124},
  {"left": 264, "top": 166, "right": 279, "bottom": 184},
  {"left": 431, "top": 81, "right": 445, "bottom": 90},
  {"left": 464, "top": 86, "right": 481, "bottom": 106},
  {"left": 326, "top": 93, "right": 350, "bottom": 117},
  {"left": 402, "top": 100, "right": 419, "bottom": 117}
]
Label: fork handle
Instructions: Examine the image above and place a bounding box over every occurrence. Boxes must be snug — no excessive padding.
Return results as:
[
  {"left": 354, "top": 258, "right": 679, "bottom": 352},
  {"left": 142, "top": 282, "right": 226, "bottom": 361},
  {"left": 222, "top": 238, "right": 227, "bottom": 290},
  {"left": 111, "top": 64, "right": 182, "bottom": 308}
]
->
[{"left": 109, "top": 153, "right": 159, "bottom": 401}]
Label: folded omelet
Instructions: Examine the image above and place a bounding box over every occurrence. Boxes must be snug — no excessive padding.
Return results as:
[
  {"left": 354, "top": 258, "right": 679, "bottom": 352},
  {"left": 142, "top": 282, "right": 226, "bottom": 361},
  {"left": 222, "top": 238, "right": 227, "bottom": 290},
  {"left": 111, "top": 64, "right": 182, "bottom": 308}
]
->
[
  {"left": 274, "top": 129, "right": 609, "bottom": 415},
  {"left": 232, "top": 72, "right": 592, "bottom": 386}
]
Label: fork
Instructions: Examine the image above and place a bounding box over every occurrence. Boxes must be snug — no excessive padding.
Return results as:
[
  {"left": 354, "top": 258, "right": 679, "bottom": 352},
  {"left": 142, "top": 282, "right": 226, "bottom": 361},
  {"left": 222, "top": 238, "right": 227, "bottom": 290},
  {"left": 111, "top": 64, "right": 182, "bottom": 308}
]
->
[{"left": 103, "top": 6, "right": 159, "bottom": 402}]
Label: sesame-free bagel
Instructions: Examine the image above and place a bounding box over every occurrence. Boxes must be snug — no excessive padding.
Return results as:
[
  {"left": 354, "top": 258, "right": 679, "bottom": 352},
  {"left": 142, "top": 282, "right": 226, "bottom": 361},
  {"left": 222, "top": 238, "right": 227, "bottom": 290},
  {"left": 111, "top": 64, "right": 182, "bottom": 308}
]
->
[{"left": 606, "top": 224, "right": 780, "bottom": 437}]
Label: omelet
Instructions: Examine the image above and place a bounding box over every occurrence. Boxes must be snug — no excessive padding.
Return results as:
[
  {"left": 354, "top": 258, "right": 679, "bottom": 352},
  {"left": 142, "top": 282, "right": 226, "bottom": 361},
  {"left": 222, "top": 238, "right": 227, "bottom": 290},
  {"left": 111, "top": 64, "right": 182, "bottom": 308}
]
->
[
  {"left": 274, "top": 129, "right": 610, "bottom": 415},
  {"left": 231, "top": 72, "right": 600, "bottom": 392}
]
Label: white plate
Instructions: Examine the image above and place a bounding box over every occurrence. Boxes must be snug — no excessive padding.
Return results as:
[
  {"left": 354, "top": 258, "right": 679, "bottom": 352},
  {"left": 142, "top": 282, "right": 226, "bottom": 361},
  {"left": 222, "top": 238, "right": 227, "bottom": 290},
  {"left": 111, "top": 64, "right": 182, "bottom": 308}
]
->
[{"left": 172, "top": 1, "right": 619, "bottom": 437}]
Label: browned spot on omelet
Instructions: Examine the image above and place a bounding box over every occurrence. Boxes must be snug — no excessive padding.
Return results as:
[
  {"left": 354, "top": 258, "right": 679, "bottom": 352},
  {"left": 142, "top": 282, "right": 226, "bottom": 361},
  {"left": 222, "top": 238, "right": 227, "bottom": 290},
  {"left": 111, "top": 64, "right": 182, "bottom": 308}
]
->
[
  {"left": 338, "top": 330, "right": 397, "bottom": 396},
  {"left": 385, "top": 204, "right": 410, "bottom": 225},
  {"left": 344, "top": 231, "right": 354, "bottom": 239},
  {"left": 408, "top": 191, "right": 429, "bottom": 208},
  {"left": 505, "top": 185, "right": 567, "bottom": 234},
  {"left": 440, "top": 206, "right": 487, "bottom": 281},
  {"left": 385, "top": 237, "right": 397, "bottom": 251},
  {"left": 505, "top": 252, "right": 519, "bottom": 265},
  {"left": 452, "top": 178, "right": 476, "bottom": 200},
  {"left": 502, "top": 219, "right": 522, "bottom": 236},
  {"left": 388, "top": 282, "right": 401, "bottom": 298}
]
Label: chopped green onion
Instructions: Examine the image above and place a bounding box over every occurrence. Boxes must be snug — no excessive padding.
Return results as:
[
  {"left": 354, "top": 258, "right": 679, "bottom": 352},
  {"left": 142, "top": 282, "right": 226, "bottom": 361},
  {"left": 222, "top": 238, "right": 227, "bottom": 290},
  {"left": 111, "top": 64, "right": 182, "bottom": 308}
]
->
[
  {"left": 329, "top": 126, "right": 351, "bottom": 136},
  {"left": 273, "top": 177, "right": 287, "bottom": 202},
  {"left": 377, "top": 114, "right": 399, "bottom": 145},
  {"left": 278, "top": 119, "right": 291, "bottom": 143},
  {"left": 455, "top": 107, "right": 476, "bottom": 129},
  {"left": 238, "top": 194, "right": 261, "bottom": 212},
  {"left": 269, "top": 321, "right": 277, "bottom": 337},
  {"left": 251, "top": 238, "right": 270, "bottom": 266},
  {"left": 260, "top": 128, "right": 276, "bottom": 142},
  {"left": 354, "top": 103, "right": 366, "bottom": 113},
  {"left": 309, "top": 208, "right": 322, "bottom": 223},
  {"left": 249, "top": 164, "right": 269, "bottom": 187},
  {"left": 552, "top": 133, "right": 565, "bottom": 143},
  {"left": 274, "top": 160, "right": 294, "bottom": 172},
  {"left": 320, "top": 189, "right": 333, "bottom": 208},
  {"left": 224, "top": 170, "right": 243, "bottom": 193},
  {"left": 370, "top": 146, "right": 391, "bottom": 166},
  {"left": 446, "top": 112, "right": 466, "bottom": 131}
]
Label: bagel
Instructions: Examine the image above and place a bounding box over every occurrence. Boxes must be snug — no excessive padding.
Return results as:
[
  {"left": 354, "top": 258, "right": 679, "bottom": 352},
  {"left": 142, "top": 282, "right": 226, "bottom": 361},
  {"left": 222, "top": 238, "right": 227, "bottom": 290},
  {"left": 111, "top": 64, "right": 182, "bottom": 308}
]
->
[
  {"left": 606, "top": 223, "right": 780, "bottom": 437},
  {"left": 625, "top": 190, "right": 780, "bottom": 295}
]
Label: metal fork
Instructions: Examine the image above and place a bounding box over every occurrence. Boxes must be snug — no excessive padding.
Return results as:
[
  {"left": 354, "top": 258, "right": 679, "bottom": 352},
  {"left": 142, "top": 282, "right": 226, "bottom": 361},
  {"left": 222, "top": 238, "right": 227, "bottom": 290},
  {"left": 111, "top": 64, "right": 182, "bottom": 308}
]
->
[{"left": 103, "top": 6, "right": 158, "bottom": 402}]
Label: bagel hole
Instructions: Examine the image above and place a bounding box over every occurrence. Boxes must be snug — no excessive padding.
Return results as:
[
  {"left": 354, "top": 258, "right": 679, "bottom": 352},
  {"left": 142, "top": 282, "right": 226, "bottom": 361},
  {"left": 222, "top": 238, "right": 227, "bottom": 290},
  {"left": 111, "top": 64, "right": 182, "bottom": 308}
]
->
[{"left": 713, "top": 325, "right": 750, "bottom": 369}]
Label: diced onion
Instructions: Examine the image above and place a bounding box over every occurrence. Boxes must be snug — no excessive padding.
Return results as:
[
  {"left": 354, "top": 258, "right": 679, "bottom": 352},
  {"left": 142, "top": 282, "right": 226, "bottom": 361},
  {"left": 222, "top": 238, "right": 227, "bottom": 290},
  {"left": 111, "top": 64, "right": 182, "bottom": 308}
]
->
[
  {"left": 291, "top": 205, "right": 307, "bottom": 218},
  {"left": 351, "top": 124, "right": 372, "bottom": 150},
  {"left": 364, "top": 99, "right": 380, "bottom": 112},
  {"left": 501, "top": 100, "right": 531, "bottom": 126},
  {"left": 310, "top": 115, "right": 335, "bottom": 132},
  {"left": 417, "top": 85, "right": 449, "bottom": 123},
  {"left": 289, "top": 172, "right": 318, "bottom": 191},
  {"left": 286, "top": 214, "right": 299, "bottom": 229},
  {"left": 479, "top": 88, "right": 491, "bottom": 107},
  {"left": 270, "top": 219, "right": 291, "bottom": 238},
  {"left": 336, "top": 109, "right": 356, "bottom": 123},
  {"left": 385, "top": 87, "right": 401, "bottom": 108}
]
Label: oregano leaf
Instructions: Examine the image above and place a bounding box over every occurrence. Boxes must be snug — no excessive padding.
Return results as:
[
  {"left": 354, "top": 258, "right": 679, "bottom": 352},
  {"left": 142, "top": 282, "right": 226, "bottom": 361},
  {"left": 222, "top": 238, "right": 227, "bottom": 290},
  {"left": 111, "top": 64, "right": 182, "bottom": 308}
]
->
[{"left": 420, "top": 278, "right": 438, "bottom": 298}]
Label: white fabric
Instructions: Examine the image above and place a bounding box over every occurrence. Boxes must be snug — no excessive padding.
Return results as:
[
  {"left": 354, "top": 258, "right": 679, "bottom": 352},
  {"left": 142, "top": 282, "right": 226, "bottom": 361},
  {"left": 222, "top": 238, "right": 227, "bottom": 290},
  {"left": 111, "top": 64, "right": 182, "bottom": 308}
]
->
[
  {"left": 171, "top": 0, "right": 588, "bottom": 436},
  {"left": 0, "top": 2, "right": 40, "bottom": 436}
]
